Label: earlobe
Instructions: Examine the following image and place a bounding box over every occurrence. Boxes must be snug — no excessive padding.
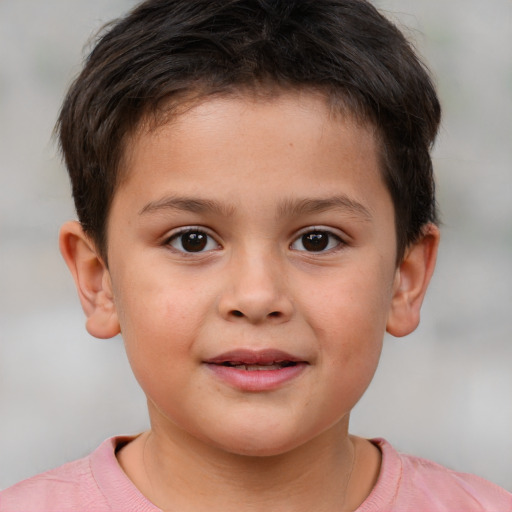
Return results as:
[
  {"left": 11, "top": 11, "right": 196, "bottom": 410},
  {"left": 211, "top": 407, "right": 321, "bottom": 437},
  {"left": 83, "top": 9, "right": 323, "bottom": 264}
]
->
[
  {"left": 386, "top": 223, "right": 440, "bottom": 338},
  {"left": 59, "top": 221, "right": 121, "bottom": 339}
]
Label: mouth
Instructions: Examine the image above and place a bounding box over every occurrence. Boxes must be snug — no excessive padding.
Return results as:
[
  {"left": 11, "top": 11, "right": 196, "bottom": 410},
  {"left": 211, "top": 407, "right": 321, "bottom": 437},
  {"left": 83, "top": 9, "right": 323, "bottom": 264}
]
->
[
  {"left": 205, "top": 348, "right": 307, "bottom": 368},
  {"left": 218, "top": 361, "right": 299, "bottom": 371},
  {"left": 204, "top": 349, "right": 308, "bottom": 391}
]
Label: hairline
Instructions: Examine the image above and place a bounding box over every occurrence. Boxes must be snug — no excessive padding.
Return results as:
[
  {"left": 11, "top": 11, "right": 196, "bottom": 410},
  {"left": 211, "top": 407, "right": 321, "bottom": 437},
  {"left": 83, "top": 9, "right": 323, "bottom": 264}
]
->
[{"left": 100, "top": 84, "right": 400, "bottom": 266}]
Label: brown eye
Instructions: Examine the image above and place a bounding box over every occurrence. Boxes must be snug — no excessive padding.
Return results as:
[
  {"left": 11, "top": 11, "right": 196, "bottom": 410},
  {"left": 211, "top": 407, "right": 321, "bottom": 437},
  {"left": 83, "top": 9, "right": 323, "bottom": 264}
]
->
[
  {"left": 302, "top": 232, "right": 328, "bottom": 251},
  {"left": 181, "top": 232, "right": 207, "bottom": 252},
  {"left": 169, "top": 230, "right": 218, "bottom": 253},
  {"left": 291, "top": 230, "right": 342, "bottom": 252}
]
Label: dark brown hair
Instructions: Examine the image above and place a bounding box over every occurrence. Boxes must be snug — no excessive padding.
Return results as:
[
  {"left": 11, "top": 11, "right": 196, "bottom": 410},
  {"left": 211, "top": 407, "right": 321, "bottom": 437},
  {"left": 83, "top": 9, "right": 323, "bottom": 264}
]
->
[{"left": 57, "top": 0, "right": 441, "bottom": 262}]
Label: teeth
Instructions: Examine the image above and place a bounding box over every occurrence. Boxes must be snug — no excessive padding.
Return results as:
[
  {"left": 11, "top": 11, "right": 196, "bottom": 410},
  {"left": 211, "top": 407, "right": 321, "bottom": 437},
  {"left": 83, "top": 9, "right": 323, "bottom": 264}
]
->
[
  {"left": 246, "top": 364, "right": 281, "bottom": 371},
  {"left": 219, "top": 361, "right": 298, "bottom": 370},
  {"left": 230, "top": 364, "right": 284, "bottom": 371}
]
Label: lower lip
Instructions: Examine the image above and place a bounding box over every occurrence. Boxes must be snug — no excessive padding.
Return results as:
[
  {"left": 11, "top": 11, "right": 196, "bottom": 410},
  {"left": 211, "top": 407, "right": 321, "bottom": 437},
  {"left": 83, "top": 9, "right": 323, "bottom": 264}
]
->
[{"left": 205, "top": 363, "right": 308, "bottom": 391}]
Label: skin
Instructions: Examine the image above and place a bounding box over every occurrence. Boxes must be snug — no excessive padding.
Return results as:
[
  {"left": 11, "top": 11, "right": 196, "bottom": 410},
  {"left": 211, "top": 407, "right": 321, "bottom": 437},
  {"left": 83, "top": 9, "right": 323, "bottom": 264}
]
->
[{"left": 60, "top": 91, "right": 439, "bottom": 511}]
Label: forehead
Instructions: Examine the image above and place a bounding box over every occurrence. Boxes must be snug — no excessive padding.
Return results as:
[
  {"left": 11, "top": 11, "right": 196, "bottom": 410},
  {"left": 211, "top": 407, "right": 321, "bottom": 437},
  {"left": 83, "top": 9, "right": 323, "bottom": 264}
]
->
[
  {"left": 117, "top": 91, "right": 389, "bottom": 218},
  {"left": 126, "top": 88, "right": 379, "bottom": 159},
  {"left": 126, "top": 90, "right": 380, "bottom": 174}
]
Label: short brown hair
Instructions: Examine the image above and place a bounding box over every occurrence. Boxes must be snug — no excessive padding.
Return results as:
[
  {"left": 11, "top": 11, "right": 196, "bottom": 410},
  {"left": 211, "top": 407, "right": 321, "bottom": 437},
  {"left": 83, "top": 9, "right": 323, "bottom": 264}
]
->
[{"left": 57, "top": 0, "right": 441, "bottom": 262}]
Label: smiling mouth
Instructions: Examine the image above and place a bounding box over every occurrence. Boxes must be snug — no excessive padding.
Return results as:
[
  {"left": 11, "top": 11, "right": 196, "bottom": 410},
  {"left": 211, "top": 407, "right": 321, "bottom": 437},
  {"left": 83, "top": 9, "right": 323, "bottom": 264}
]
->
[
  {"left": 205, "top": 349, "right": 308, "bottom": 391},
  {"left": 218, "top": 361, "right": 299, "bottom": 371},
  {"left": 205, "top": 349, "right": 307, "bottom": 370}
]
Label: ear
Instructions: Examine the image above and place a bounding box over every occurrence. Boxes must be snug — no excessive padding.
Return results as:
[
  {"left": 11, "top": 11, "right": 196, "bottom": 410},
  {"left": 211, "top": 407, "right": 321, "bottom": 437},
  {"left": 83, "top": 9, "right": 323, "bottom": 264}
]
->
[
  {"left": 59, "top": 221, "right": 120, "bottom": 339},
  {"left": 386, "top": 223, "right": 440, "bottom": 337}
]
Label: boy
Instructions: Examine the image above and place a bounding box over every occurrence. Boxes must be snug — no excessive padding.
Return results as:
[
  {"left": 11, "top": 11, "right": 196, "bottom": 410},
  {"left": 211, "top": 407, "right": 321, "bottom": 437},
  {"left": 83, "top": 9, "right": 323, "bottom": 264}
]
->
[{"left": 1, "top": 0, "right": 511, "bottom": 510}]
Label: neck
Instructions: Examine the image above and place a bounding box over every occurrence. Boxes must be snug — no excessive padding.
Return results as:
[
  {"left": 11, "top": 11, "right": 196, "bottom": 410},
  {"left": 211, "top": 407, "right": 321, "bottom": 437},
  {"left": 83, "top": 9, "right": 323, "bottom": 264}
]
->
[
  {"left": 150, "top": 432, "right": 354, "bottom": 512},
  {"left": 118, "top": 419, "right": 380, "bottom": 512},
  {"left": 117, "top": 418, "right": 369, "bottom": 512}
]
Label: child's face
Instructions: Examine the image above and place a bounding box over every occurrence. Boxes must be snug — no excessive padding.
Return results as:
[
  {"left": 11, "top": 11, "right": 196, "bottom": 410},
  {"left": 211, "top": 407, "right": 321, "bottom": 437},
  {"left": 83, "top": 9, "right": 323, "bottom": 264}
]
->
[{"left": 92, "top": 92, "right": 410, "bottom": 455}]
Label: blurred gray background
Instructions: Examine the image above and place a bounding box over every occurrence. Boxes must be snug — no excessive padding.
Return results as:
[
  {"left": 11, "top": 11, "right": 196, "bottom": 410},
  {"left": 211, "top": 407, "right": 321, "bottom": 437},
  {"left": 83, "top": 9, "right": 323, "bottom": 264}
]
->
[{"left": 1, "top": 0, "right": 511, "bottom": 492}]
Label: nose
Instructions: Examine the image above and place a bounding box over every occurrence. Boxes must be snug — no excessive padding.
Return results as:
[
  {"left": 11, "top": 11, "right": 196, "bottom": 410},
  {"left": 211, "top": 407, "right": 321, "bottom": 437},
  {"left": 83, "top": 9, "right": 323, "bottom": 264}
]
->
[{"left": 217, "top": 249, "right": 294, "bottom": 324}]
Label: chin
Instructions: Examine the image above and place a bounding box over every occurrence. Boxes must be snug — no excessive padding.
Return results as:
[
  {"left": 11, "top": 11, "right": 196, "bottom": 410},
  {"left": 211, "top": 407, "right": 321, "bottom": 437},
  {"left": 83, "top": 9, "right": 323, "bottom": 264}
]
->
[
  {"left": 221, "top": 439, "right": 301, "bottom": 458},
  {"left": 205, "top": 424, "right": 314, "bottom": 459}
]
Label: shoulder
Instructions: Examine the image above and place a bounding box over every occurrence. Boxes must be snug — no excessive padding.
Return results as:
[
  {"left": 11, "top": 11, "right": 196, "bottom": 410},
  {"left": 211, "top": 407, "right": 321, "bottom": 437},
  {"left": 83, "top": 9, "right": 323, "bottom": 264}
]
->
[
  {"left": 0, "top": 452, "right": 102, "bottom": 511},
  {"left": 0, "top": 436, "right": 158, "bottom": 512},
  {"left": 397, "top": 449, "right": 512, "bottom": 511},
  {"left": 358, "top": 439, "right": 512, "bottom": 512}
]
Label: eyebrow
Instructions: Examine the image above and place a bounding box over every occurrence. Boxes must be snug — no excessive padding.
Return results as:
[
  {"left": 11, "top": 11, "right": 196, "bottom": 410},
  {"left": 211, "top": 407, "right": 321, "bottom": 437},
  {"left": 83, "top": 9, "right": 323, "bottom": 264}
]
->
[
  {"left": 139, "top": 194, "right": 372, "bottom": 221},
  {"left": 139, "top": 195, "right": 235, "bottom": 217},
  {"left": 277, "top": 196, "right": 373, "bottom": 221}
]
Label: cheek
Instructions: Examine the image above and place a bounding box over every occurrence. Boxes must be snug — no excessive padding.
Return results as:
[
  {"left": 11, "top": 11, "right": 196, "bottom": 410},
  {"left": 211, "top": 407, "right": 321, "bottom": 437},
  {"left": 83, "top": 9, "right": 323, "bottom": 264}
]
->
[
  {"left": 298, "top": 261, "right": 392, "bottom": 378},
  {"left": 117, "top": 290, "right": 197, "bottom": 411},
  {"left": 113, "top": 273, "right": 201, "bottom": 371},
  {"left": 302, "top": 266, "right": 393, "bottom": 338}
]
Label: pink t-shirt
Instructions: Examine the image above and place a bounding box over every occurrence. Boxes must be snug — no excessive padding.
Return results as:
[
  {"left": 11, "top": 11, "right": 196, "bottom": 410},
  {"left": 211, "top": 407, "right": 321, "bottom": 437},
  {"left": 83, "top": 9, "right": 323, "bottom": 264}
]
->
[{"left": 1, "top": 437, "right": 511, "bottom": 511}]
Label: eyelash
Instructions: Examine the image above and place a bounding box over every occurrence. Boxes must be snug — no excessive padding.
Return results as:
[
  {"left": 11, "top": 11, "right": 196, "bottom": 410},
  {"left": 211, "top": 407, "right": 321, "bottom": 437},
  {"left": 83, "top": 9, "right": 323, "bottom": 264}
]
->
[
  {"left": 166, "top": 228, "right": 220, "bottom": 253},
  {"left": 290, "top": 228, "right": 345, "bottom": 253},
  {"left": 165, "top": 227, "right": 345, "bottom": 254}
]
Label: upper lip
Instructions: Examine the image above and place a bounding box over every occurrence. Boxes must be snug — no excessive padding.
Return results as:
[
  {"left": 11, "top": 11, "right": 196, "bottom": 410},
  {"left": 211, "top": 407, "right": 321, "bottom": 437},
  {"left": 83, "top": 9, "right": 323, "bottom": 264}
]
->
[{"left": 204, "top": 349, "right": 307, "bottom": 365}]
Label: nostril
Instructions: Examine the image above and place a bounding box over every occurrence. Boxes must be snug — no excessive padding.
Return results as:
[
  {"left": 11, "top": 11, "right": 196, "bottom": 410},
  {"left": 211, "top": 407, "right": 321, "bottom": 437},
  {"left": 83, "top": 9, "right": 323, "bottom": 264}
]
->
[
  {"left": 232, "top": 310, "right": 244, "bottom": 317},
  {"left": 268, "top": 311, "right": 281, "bottom": 318}
]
